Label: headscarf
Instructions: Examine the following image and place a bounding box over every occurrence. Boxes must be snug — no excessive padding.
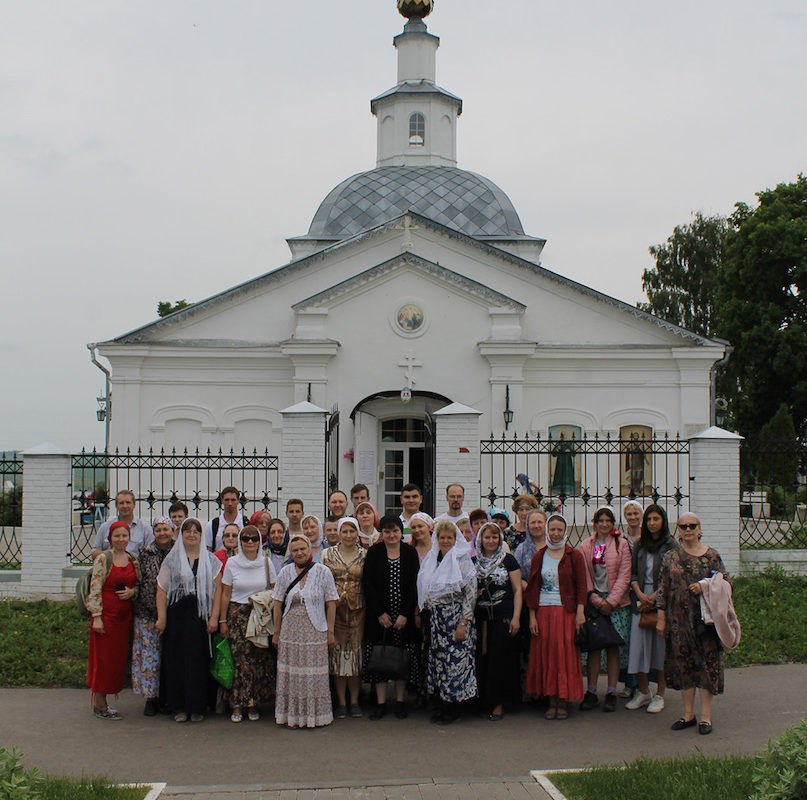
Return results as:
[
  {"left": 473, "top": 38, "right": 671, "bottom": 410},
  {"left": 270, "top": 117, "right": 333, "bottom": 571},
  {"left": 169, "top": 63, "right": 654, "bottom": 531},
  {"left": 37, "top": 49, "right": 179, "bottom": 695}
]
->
[
  {"left": 263, "top": 519, "right": 289, "bottom": 558},
  {"left": 108, "top": 520, "right": 129, "bottom": 542},
  {"left": 474, "top": 522, "right": 509, "bottom": 589},
  {"left": 455, "top": 514, "right": 474, "bottom": 556},
  {"left": 288, "top": 533, "right": 313, "bottom": 567},
  {"left": 249, "top": 509, "right": 271, "bottom": 527},
  {"left": 219, "top": 522, "right": 241, "bottom": 558},
  {"left": 622, "top": 500, "right": 643, "bottom": 523},
  {"left": 286, "top": 515, "right": 323, "bottom": 562},
  {"left": 416, "top": 521, "right": 474, "bottom": 608},
  {"left": 337, "top": 516, "right": 360, "bottom": 539},
  {"left": 544, "top": 512, "right": 569, "bottom": 551},
  {"left": 160, "top": 518, "right": 220, "bottom": 620},
  {"left": 408, "top": 511, "right": 434, "bottom": 540},
  {"left": 355, "top": 501, "right": 380, "bottom": 547},
  {"left": 152, "top": 515, "right": 176, "bottom": 531},
  {"left": 229, "top": 525, "right": 264, "bottom": 571}
]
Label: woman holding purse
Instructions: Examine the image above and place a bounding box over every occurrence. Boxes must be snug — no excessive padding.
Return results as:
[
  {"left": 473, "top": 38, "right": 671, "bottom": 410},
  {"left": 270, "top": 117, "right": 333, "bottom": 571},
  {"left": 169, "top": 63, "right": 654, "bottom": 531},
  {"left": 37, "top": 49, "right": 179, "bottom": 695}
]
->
[{"left": 625, "top": 504, "right": 677, "bottom": 713}]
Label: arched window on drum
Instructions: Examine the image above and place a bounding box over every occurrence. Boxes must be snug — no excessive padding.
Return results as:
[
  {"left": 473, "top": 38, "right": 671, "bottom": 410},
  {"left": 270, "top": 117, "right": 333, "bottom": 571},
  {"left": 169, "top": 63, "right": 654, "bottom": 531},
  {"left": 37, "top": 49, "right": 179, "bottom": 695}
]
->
[{"left": 408, "top": 112, "right": 425, "bottom": 146}]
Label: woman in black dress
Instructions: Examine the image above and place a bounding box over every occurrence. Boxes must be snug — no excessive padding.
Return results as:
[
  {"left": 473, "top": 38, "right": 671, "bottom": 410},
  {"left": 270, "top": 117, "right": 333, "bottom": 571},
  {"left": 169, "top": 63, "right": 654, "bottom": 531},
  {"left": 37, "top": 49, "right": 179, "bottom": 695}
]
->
[
  {"left": 156, "top": 517, "right": 222, "bottom": 723},
  {"left": 362, "top": 514, "right": 420, "bottom": 720},
  {"left": 474, "top": 522, "right": 523, "bottom": 720}
]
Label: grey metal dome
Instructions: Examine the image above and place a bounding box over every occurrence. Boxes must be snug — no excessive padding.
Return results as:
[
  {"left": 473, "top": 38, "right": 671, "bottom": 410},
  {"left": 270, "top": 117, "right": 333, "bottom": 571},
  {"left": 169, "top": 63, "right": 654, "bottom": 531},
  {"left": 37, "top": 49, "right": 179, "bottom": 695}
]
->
[{"left": 307, "top": 166, "right": 525, "bottom": 239}]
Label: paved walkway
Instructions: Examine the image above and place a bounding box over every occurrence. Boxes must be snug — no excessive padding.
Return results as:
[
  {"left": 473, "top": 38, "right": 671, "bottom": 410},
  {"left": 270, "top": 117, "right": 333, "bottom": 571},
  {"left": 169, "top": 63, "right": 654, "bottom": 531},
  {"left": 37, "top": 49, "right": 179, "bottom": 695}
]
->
[{"left": 1, "top": 664, "right": 804, "bottom": 798}]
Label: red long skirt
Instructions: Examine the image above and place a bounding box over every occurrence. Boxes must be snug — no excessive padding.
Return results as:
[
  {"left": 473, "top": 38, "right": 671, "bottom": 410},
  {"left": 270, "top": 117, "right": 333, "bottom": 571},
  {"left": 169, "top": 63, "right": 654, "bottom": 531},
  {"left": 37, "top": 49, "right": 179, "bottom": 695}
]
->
[
  {"left": 86, "top": 561, "right": 136, "bottom": 696},
  {"left": 526, "top": 605, "right": 584, "bottom": 701}
]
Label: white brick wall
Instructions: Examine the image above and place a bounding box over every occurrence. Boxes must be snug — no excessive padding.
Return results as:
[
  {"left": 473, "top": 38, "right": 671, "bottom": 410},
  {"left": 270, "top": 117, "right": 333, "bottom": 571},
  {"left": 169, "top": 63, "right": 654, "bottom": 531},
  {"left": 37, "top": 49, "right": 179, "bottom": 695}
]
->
[
  {"left": 20, "top": 454, "right": 72, "bottom": 595},
  {"left": 689, "top": 431, "right": 742, "bottom": 575},
  {"left": 435, "top": 414, "right": 482, "bottom": 512},
  {"left": 280, "top": 411, "right": 327, "bottom": 518}
]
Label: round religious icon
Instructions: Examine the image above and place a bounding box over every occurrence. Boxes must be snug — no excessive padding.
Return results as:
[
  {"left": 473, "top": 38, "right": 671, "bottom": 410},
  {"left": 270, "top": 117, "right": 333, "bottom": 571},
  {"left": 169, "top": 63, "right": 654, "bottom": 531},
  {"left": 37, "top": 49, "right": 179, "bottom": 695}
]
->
[{"left": 396, "top": 303, "right": 424, "bottom": 333}]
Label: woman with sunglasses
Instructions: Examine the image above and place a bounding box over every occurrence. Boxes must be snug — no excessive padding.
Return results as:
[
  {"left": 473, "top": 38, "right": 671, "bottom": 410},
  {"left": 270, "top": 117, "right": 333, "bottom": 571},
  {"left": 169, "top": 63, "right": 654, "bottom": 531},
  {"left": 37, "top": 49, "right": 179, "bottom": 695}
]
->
[
  {"left": 218, "top": 525, "right": 277, "bottom": 723},
  {"left": 656, "top": 512, "right": 728, "bottom": 735}
]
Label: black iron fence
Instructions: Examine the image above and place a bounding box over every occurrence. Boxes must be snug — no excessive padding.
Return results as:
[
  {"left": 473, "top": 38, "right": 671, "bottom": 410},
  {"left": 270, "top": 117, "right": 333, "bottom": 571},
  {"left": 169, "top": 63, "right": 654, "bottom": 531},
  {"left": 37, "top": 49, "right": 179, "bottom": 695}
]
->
[
  {"left": 70, "top": 448, "right": 280, "bottom": 564},
  {"left": 480, "top": 432, "right": 691, "bottom": 544},
  {"left": 0, "top": 454, "right": 22, "bottom": 567},
  {"left": 739, "top": 437, "right": 807, "bottom": 549}
]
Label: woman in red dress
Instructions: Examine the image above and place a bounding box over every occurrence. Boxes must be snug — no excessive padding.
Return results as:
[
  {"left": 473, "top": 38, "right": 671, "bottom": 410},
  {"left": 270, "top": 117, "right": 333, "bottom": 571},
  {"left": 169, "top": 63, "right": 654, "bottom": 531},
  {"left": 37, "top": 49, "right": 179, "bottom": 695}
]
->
[{"left": 86, "top": 520, "right": 141, "bottom": 719}]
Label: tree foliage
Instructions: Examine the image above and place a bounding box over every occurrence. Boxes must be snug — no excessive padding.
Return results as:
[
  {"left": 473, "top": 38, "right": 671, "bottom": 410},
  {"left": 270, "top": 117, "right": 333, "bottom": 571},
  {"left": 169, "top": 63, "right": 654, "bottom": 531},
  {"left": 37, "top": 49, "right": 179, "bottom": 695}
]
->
[
  {"left": 640, "top": 212, "right": 726, "bottom": 337},
  {"left": 718, "top": 175, "right": 807, "bottom": 438},
  {"left": 157, "top": 299, "right": 191, "bottom": 317}
]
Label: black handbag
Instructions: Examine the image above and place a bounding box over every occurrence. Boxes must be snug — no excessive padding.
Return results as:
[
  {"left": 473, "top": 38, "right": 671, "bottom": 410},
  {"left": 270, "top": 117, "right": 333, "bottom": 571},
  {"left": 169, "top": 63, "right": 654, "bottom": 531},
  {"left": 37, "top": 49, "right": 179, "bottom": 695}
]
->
[
  {"left": 367, "top": 630, "right": 409, "bottom": 680},
  {"left": 574, "top": 591, "right": 626, "bottom": 652}
]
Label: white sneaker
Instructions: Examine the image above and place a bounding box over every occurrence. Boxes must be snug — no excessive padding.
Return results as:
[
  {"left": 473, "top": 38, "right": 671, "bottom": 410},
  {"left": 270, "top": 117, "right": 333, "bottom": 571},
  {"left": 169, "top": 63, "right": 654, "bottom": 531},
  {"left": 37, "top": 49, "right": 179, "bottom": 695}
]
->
[
  {"left": 624, "top": 691, "right": 652, "bottom": 710},
  {"left": 647, "top": 694, "right": 665, "bottom": 713}
]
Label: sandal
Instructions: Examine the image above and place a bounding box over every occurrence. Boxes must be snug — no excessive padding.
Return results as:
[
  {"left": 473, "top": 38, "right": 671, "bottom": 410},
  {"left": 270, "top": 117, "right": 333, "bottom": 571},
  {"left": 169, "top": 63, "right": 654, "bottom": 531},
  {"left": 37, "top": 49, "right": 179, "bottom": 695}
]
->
[
  {"left": 334, "top": 705, "right": 348, "bottom": 719},
  {"left": 230, "top": 710, "right": 243, "bottom": 723},
  {"left": 174, "top": 712, "right": 188, "bottom": 723},
  {"left": 190, "top": 714, "right": 204, "bottom": 723},
  {"left": 545, "top": 705, "right": 558, "bottom": 720},
  {"left": 349, "top": 704, "right": 363, "bottom": 718},
  {"left": 247, "top": 709, "right": 260, "bottom": 722},
  {"left": 556, "top": 702, "right": 568, "bottom": 721}
]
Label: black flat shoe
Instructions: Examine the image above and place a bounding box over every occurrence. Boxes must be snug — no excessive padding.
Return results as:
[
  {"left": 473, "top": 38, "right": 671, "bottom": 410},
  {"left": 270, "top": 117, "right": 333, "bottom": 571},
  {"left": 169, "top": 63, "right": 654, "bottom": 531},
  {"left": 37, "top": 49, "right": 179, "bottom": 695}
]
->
[
  {"left": 671, "top": 717, "right": 697, "bottom": 731},
  {"left": 369, "top": 704, "right": 387, "bottom": 721},
  {"left": 143, "top": 700, "right": 158, "bottom": 717},
  {"left": 394, "top": 701, "right": 408, "bottom": 719},
  {"left": 699, "top": 721, "right": 713, "bottom": 735}
]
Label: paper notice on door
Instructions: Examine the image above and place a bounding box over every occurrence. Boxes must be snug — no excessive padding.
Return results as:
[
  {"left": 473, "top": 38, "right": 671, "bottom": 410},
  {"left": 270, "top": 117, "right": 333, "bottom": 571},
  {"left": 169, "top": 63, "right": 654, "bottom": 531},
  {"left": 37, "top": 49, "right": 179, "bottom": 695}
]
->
[{"left": 358, "top": 450, "right": 375, "bottom": 484}]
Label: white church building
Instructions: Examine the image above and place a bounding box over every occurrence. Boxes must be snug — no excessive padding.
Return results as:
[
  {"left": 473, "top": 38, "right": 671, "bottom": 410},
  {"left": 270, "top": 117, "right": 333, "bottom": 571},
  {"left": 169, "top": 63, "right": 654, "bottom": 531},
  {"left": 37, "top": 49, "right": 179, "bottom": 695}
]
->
[{"left": 95, "top": 4, "right": 726, "bottom": 517}]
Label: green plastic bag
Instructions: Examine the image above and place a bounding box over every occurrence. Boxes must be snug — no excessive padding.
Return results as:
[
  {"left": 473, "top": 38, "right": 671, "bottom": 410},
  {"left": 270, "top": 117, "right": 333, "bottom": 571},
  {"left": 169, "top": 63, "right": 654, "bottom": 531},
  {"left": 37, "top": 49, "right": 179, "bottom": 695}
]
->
[{"left": 209, "top": 634, "right": 234, "bottom": 689}]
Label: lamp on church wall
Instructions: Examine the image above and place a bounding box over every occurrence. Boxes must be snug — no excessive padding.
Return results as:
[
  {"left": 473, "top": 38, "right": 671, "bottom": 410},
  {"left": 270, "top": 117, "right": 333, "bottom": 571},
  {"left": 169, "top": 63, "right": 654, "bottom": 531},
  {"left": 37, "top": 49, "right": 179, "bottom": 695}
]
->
[{"left": 503, "top": 385, "right": 514, "bottom": 431}]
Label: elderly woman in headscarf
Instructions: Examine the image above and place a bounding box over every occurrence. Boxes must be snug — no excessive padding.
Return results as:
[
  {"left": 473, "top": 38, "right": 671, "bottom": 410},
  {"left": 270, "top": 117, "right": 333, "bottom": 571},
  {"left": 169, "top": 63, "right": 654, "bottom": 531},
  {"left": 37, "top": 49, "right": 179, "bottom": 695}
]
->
[
  {"left": 249, "top": 509, "right": 272, "bottom": 546},
  {"left": 355, "top": 501, "right": 381, "bottom": 549},
  {"left": 213, "top": 522, "right": 240, "bottom": 568},
  {"left": 474, "top": 521, "right": 522, "bottom": 720},
  {"left": 218, "top": 524, "right": 277, "bottom": 723},
  {"left": 625, "top": 504, "right": 678, "bottom": 714},
  {"left": 156, "top": 517, "right": 222, "bottom": 723},
  {"left": 272, "top": 533, "right": 338, "bottom": 728},
  {"left": 514, "top": 508, "right": 548, "bottom": 588},
  {"left": 525, "top": 513, "right": 587, "bottom": 720},
  {"left": 622, "top": 500, "right": 644, "bottom": 551},
  {"left": 131, "top": 515, "right": 175, "bottom": 716},
  {"left": 263, "top": 517, "right": 289, "bottom": 575},
  {"left": 418, "top": 519, "right": 478, "bottom": 725},
  {"left": 321, "top": 516, "right": 366, "bottom": 718},
  {"left": 657, "top": 512, "right": 728, "bottom": 735},
  {"left": 287, "top": 514, "right": 326, "bottom": 564}
]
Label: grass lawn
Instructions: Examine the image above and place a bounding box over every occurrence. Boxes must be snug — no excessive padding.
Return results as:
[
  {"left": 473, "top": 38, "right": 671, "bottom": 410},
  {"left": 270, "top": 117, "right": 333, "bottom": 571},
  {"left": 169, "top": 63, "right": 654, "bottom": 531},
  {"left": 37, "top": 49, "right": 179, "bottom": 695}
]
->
[
  {"left": 550, "top": 754, "right": 756, "bottom": 800},
  {"left": 0, "top": 567, "right": 805, "bottom": 687}
]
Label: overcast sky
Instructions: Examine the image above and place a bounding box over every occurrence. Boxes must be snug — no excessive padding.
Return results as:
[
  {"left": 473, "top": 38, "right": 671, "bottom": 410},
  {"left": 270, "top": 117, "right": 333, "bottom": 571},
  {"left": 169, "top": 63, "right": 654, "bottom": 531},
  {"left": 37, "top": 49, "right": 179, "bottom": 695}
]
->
[{"left": 2, "top": 0, "right": 804, "bottom": 451}]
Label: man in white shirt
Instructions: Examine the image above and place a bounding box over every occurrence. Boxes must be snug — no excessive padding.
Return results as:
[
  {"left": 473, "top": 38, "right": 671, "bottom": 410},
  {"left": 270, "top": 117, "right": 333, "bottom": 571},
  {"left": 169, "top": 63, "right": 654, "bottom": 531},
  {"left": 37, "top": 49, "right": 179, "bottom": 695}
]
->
[
  {"left": 91, "top": 489, "right": 154, "bottom": 558},
  {"left": 434, "top": 483, "right": 466, "bottom": 524},
  {"left": 204, "top": 486, "right": 247, "bottom": 550},
  {"left": 399, "top": 483, "right": 423, "bottom": 541}
]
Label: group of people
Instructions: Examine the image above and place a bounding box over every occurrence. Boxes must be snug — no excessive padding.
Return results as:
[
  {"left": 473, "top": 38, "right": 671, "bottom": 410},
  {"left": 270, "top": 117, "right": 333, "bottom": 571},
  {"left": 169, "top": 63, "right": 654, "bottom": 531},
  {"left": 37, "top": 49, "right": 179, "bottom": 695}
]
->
[{"left": 85, "top": 481, "right": 733, "bottom": 734}]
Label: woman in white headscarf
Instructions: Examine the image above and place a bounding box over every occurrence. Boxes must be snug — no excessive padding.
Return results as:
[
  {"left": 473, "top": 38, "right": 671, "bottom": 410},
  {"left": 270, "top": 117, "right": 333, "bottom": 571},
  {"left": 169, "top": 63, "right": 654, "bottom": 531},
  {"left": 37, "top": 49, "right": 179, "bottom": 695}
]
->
[
  {"left": 408, "top": 512, "right": 434, "bottom": 563},
  {"left": 321, "top": 517, "right": 366, "bottom": 718},
  {"left": 286, "top": 514, "right": 326, "bottom": 564},
  {"left": 218, "top": 524, "right": 277, "bottom": 723},
  {"left": 156, "top": 517, "right": 222, "bottom": 723},
  {"left": 525, "top": 513, "right": 587, "bottom": 720},
  {"left": 418, "top": 519, "right": 478, "bottom": 725}
]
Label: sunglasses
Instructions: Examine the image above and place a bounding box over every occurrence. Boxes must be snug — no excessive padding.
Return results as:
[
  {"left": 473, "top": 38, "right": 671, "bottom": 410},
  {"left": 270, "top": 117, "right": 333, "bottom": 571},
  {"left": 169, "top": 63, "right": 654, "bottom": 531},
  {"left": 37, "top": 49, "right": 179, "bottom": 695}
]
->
[
  {"left": 677, "top": 523, "right": 699, "bottom": 531},
  {"left": 240, "top": 535, "right": 260, "bottom": 543}
]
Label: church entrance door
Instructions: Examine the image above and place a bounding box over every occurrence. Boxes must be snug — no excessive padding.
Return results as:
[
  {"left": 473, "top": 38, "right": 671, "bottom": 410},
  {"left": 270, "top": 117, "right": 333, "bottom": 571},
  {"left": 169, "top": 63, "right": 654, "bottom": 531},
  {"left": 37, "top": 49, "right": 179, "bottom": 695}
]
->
[{"left": 380, "top": 418, "right": 425, "bottom": 516}]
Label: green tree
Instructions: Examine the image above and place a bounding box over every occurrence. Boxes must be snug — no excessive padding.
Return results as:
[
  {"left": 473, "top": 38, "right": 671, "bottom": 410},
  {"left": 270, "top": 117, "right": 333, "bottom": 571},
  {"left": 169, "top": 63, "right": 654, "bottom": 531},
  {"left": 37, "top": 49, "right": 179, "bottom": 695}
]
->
[
  {"left": 157, "top": 299, "right": 191, "bottom": 317},
  {"left": 718, "top": 175, "right": 807, "bottom": 438},
  {"left": 756, "top": 403, "right": 799, "bottom": 487},
  {"left": 639, "top": 212, "right": 727, "bottom": 337}
]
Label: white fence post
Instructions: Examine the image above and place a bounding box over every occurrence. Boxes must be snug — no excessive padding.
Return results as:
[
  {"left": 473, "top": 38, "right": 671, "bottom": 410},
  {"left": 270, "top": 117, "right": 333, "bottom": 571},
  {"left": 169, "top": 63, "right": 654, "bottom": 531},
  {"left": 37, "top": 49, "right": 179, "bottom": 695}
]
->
[
  {"left": 279, "top": 401, "right": 327, "bottom": 517},
  {"left": 434, "top": 403, "right": 483, "bottom": 511},
  {"left": 20, "top": 444, "right": 72, "bottom": 596},
  {"left": 689, "top": 426, "right": 743, "bottom": 575}
]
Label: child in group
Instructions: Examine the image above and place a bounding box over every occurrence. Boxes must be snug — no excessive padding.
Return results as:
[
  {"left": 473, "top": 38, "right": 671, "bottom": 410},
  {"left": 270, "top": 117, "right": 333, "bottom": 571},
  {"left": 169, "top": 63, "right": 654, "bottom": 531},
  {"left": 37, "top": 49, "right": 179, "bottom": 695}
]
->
[{"left": 323, "top": 516, "right": 340, "bottom": 548}]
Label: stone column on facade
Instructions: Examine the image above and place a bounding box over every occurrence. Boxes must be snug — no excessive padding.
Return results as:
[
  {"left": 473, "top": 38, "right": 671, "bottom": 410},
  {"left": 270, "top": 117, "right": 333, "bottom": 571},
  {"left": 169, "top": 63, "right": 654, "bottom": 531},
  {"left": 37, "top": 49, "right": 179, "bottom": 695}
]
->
[
  {"left": 20, "top": 444, "right": 72, "bottom": 596},
  {"left": 689, "top": 426, "right": 743, "bottom": 575},
  {"left": 279, "top": 401, "right": 328, "bottom": 518},
  {"left": 434, "top": 402, "right": 483, "bottom": 511}
]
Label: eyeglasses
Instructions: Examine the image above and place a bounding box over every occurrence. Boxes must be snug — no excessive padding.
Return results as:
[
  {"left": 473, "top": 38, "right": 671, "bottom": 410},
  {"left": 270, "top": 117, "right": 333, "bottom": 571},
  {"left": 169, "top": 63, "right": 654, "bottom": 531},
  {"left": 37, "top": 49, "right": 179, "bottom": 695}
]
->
[
  {"left": 677, "top": 523, "right": 699, "bottom": 531},
  {"left": 240, "top": 535, "right": 260, "bottom": 543}
]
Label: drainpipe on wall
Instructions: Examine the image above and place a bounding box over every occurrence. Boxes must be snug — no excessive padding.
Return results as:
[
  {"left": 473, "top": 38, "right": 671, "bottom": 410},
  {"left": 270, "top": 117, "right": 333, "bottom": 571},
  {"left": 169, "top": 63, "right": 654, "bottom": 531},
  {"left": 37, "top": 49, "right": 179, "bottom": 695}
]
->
[
  {"left": 87, "top": 343, "right": 111, "bottom": 454},
  {"left": 709, "top": 344, "right": 733, "bottom": 428}
]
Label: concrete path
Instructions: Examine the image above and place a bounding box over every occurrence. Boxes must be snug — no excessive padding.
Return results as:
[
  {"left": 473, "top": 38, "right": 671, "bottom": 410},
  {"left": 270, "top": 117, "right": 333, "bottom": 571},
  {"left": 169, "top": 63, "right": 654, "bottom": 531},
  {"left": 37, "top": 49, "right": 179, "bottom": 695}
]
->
[{"left": 1, "top": 664, "right": 804, "bottom": 797}]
